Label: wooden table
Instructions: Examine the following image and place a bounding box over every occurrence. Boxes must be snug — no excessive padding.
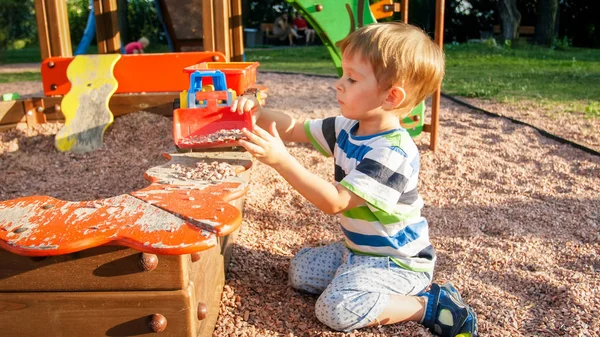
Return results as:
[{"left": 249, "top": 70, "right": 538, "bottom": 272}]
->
[{"left": 0, "top": 150, "right": 251, "bottom": 337}]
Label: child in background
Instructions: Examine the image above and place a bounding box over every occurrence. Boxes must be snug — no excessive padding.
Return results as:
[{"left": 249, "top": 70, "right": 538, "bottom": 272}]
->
[
  {"left": 231, "top": 22, "right": 478, "bottom": 337},
  {"left": 125, "top": 37, "right": 149, "bottom": 54}
]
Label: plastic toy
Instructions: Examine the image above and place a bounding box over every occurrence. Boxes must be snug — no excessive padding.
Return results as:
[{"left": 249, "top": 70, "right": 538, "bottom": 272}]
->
[
  {"left": 2, "top": 93, "right": 20, "bottom": 101},
  {"left": 173, "top": 68, "right": 254, "bottom": 151}
]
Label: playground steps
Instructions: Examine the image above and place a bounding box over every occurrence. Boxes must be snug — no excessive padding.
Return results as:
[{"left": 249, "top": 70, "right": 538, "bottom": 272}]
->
[{"left": 0, "top": 150, "right": 252, "bottom": 337}]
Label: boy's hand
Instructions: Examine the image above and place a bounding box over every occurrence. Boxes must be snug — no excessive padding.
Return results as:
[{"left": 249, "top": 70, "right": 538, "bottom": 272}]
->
[
  {"left": 231, "top": 94, "right": 259, "bottom": 114},
  {"left": 230, "top": 94, "right": 262, "bottom": 123},
  {"left": 239, "top": 122, "right": 290, "bottom": 167}
]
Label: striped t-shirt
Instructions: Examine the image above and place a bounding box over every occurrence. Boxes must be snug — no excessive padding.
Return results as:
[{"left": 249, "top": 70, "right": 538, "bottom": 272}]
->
[{"left": 304, "top": 116, "right": 435, "bottom": 272}]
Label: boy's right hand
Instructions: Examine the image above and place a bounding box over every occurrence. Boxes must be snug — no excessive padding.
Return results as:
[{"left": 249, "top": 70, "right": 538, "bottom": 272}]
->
[{"left": 231, "top": 94, "right": 259, "bottom": 115}]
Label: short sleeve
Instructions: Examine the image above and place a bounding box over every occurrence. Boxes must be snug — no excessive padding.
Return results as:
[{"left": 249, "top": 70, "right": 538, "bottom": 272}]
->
[
  {"left": 339, "top": 145, "right": 414, "bottom": 213},
  {"left": 304, "top": 117, "right": 337, "bottom": 157}
]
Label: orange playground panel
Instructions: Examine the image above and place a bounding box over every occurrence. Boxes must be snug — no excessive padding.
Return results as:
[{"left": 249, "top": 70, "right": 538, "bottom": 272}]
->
[{"left": 41, "top": 51, "right": 228, "bottom": 96}]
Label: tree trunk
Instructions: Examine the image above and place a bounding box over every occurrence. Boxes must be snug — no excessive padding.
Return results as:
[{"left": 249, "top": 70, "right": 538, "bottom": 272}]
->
[
  {"left": 534, "top": 0, "right": 559, "bottom": 45},
  {"left": 118, "top": 0, "right": 129, "bottom": 44},
  {"left": 498, "top": 0, "right": 521, "bottom": 41}
]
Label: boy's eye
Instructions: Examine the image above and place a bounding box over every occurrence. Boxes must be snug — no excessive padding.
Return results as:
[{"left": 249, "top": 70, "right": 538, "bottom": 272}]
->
[{"left": 347, "top": 77, "right": 356, "bottom": 83}]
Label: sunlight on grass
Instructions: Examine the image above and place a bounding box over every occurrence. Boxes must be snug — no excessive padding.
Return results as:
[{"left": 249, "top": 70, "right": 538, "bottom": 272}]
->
[
  {"left": 0, "top": 72, "right": 41, "bottom": 83},
  {"left": 443, "top": 42, "right": 600, "bottom": 113},
  {"left": 245, "top": 46, "right": 338, "bottom": 76}
]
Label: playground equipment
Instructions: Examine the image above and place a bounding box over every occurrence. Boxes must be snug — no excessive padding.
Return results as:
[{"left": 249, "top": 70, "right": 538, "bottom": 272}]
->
[
  {"left": 0, "top": 150, "right": 252, "bottom": 337},
  {"left": 0, "top": 50, "right": 262, "bottom": 336},
  {"left": 35, "top": 0, "right": 244, "bottom": 61}
]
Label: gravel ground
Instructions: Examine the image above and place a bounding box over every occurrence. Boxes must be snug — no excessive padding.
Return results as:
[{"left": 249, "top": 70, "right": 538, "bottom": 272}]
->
[{"left": 1, "top": 71, "right": 599, "bottom": 337}]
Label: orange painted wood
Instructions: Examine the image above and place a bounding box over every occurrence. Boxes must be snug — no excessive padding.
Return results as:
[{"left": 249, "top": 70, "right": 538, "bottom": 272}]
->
[
  {"left": 0, "top": 152, "right": 250, "bottom": 257},
  {"left": 0, "top": 194, "right": 218, "bottom": 257},
  {"left": 41, "top": 52, "right": 227, "bottom": 96}
]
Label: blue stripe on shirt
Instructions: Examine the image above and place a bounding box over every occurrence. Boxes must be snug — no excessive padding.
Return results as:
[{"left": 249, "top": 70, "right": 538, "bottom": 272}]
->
[
  {"left": 341, "top": 219, "right": 427, "bottom": 249},
  {"left": 337, "top": 129, "right": 373, "bottom": 161}
]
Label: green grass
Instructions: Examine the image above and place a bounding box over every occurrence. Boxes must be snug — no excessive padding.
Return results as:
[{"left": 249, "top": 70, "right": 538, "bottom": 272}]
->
[
  {"left": 2, "top": 42, "right": 599, "bottom": 116},
  {"left": 0, "top": 72, "right": 41, "bottom": 83},
  {"left": 442, "top": 42, "right": 600, "bottom": 113},
  {"left": 245, "top": 46, "right": 338, "bottom": 76}
]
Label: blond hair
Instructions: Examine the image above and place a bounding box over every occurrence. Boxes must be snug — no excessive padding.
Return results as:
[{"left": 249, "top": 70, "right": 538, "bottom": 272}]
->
[
  {"left": 339, "top": 22, "right": 445, "bottom": 113},
  {"left": 139, "top": 37, "right": 150, "bottom": 48}
]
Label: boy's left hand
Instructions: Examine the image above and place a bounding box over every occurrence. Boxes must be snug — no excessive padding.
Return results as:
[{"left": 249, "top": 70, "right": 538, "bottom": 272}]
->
[{"left": 239, "top": 122, "right": 290, "bottom": 167}]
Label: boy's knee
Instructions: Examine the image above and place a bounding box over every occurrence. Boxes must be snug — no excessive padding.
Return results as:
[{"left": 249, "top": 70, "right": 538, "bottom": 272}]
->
[
  {"left": 287, "top": 259, "right": 304, "bottom": 289},
  {"left": 288, "top": 248, "right": 318, "bottom": 293},
  {"left": 315, "top": 289, "right": 381, "bottom": 332}
]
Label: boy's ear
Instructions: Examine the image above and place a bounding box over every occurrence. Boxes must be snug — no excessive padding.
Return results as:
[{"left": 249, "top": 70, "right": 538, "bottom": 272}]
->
[{"left": 383, "top": 85, "right": 406, "bottom": 110}]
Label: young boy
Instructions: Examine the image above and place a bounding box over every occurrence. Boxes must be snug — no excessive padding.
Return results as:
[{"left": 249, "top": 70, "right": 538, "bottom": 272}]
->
[{"left": 230, "top": 22, "right": 478, "bottom": 337}]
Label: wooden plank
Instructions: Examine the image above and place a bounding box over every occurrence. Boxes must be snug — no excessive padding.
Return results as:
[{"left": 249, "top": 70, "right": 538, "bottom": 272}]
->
[
  {"left": 0, "top": 100, "right": 25, "bottom": 125},
  {"left": 0, "top": 285, "right": 199, "bottom": 337},
  {"left": 109, "top": 92, "right": 178, "bottom": 117},
  {"left": 0, "top": 247, "right": 189, "bottom": 292},
  {"left": 214, "top": 0, "right": 231, "bottom": 61},
  {"left": 93, "top": 0, "right": 107, "bottom": 54},
  {"left": 188, "top": 235, "right": 225, "bottom": 337},
  {"left": 104, "top": 0, "right": 122, "bottom": 52},
  {"left": 34, "top": 0, "right": 51, "bottom": 60},
  {"left": 47, "top": 0, "right": 73, "bottom": 57},
  {"left": 94, "top": 0, "right": 121, "bottom": 54},
  {"left": 230, "top": 0, "right": 244, "bottom": 62},
  {"left": 202, "top": 0, "right": 215, "bottom": 52},
  {"left": 0, "top": 123, "right": 20, "bottom": 132},
  {"left": 430, "top": 0, "right": 445, "bottom": 151},
  {"left": 23, "top": 98, "right": 47, "bottom": 126}
]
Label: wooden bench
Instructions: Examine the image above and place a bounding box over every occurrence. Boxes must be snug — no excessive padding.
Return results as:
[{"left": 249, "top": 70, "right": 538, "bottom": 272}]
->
[{"left": 493, "top": 25, "right": 535, "bottom": 37}]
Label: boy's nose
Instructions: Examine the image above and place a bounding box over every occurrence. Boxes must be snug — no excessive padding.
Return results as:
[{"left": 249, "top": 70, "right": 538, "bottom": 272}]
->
[{"left": 334, "top": 79, "right": 343, "bottom": 92}]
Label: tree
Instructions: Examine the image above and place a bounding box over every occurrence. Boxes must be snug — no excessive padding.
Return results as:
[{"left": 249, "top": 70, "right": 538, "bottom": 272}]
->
[
  {"left": 498, "top": 0, "right": 521, "bottom": 41},
  {"left": 534, "top": 0, "right": 558, "bottom": 45}
]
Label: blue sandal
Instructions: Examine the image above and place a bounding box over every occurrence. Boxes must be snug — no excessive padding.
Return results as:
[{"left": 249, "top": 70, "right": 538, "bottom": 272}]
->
[
  {"left": 441, "top": 283, "right": 478, "bottom": 337},
  {"left": 420, "top": 283, "right": 478, "bottom": 337}
]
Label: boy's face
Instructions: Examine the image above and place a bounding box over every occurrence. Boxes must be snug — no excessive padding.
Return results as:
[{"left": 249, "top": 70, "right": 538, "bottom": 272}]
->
[{"left": 335, "top": 53, "right": 390, "bottom": 120}]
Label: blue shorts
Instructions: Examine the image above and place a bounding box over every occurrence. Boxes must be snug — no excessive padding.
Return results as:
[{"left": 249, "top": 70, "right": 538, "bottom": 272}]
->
[{"left": 288, "top": 241, "right": 432, "bottom": 331}]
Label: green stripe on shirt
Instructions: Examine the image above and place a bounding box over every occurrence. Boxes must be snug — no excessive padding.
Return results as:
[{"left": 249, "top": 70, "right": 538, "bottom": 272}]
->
[
  {"left": 304, "top": 120, "right": 331, "bottom": 157},
  {"left": 343, "top": 205, "right": 421, "bottom": 225}
]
